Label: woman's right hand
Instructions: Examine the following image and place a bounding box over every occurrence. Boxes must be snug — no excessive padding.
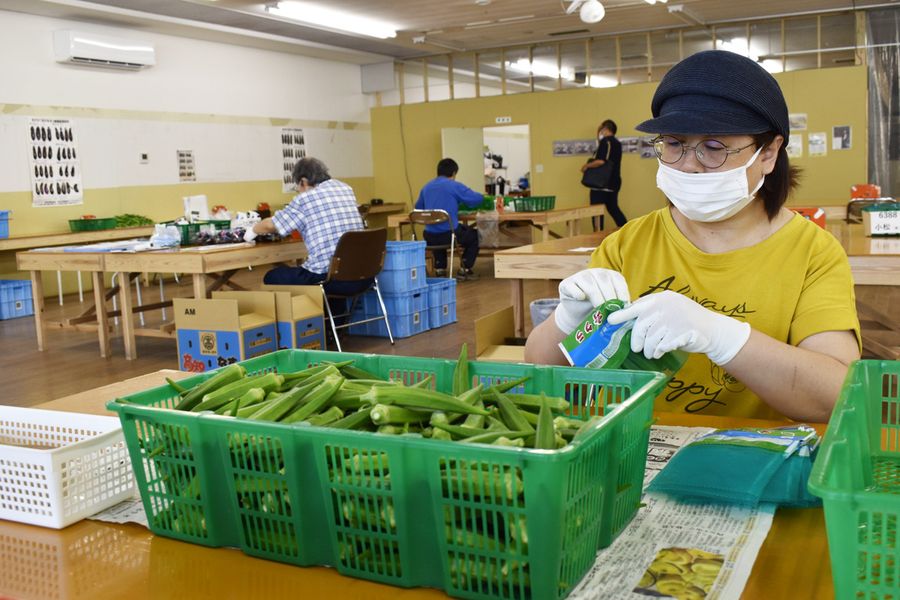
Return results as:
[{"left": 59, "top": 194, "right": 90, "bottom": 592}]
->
[{"left": 554, "top": 268, "right": 630, "bottom": 333}]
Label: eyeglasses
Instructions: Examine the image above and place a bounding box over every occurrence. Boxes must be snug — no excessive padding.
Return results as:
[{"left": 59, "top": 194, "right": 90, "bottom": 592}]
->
[{"left": 652, "top": 135, "right": 756, "bottom": 169}]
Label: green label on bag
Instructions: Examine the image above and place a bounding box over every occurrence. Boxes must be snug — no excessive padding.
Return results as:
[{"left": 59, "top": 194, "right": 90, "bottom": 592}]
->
[{"left": 690, "top": 426, "right": 819, "bottom": 455}]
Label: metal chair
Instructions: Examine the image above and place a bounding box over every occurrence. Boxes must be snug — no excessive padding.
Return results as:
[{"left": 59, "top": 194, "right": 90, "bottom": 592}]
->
[
  {"left": 846, "top": 198, "right": 895, "bottom": 224},
  {"left": 357, "top": 204, "right": 370, "bottom": 228},
  {"left": 319, "top": 227, "right": 394, "bottom": 352},
  {"left": 408, "top": 209, "right": 454, "bottom": 279}
]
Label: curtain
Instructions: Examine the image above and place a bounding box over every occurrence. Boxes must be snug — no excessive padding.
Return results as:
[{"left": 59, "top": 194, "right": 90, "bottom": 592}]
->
[{"left": 867, "top": 8, "right": 900, "bottom": 197}]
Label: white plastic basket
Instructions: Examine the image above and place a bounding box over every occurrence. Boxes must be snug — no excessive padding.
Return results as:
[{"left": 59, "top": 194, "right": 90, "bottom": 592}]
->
[{"left": 0, "top": 406, "right": 135, "bottom": 529}]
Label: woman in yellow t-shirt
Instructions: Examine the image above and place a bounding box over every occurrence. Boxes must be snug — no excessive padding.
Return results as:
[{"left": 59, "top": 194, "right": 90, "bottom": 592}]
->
[{"left": 525, "top": 50, "right": 860, "bottom": 423}]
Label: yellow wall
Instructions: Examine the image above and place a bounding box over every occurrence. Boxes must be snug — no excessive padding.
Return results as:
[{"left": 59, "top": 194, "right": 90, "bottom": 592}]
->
[{"left": 372, "top": 65, "right": 867, "bottom": 233}]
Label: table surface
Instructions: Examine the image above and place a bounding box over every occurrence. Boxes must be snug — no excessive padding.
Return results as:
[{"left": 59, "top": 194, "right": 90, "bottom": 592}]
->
[
  {"left": 0, "top": 226, "right": 155, "bottom": 252},
  {"left": 494, "top": 223, "right": 900, "bottom": 284},
  {"left": 0, "top": 371, "right": 833, "bottom": 600}
]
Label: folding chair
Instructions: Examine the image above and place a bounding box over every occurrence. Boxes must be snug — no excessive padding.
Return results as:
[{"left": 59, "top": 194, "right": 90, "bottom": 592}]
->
[
  {"left": 408, "top": 209, "right": 454, "bottom": 279},
  {"left": 319, "top": 227, "right": 394, "bottom": 352}
]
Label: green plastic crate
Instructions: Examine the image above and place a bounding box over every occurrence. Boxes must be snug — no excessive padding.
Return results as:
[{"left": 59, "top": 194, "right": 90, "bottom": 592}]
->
[
  {"left": 107, "top": 349, "right": 667, "bottom": 599},
  {"left": 68, "top": 217, "right": 117, "bottom": 232},
  {"left": 808, "top": 360, "right": 900, "bottom": 600},
  {"left": 460, "top": 196, "right": 500, "bottom": 213},
  {"left": 512, "top": 196, "right": 556, "bottom": 212},
  {"left": 162, "top": 220, "right": 232, "bottom": 245}
]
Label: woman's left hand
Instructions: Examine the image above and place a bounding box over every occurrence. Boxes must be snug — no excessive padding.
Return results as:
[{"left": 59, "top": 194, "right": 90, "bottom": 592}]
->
[{"left": 607, "top": 291, "right": 751, "bottom": 365}]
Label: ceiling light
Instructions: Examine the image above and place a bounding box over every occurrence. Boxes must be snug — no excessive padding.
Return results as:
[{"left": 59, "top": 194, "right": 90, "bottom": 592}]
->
[
  {"left": 266, "top": 1, "right": 398, "bottom": 39},
  {"left": 588, "top": 74, "right": 617, "bottom": 88},
  {"left": 506, "top": 58, "right": 574, "bottom": 80},
  {"left": 565, "top": 0, "right": 605, "bottom": 24},
  {"left": 580, "top": 0, "right": 605, "bottom": 23}
]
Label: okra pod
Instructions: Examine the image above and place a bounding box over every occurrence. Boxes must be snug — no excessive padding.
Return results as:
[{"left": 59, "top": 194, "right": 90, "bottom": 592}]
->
[
  {"left": 281, "top": 375, "right": 344, "bottom": 423},
  {"left": 459, "top": 430, "right": 531, "bottom": 445},
  {"left": 305, "top": 405, "right": 344, "bottom": 427},
  {"left": 490, "top": 389, "right": 535, "bottom": 433},
  {"left": 334, "top": 362, "right": 381, "bottom": 381},
  {"left": 165, "top": 377, "right": 188, "bottom": 394},
  {"left": 370, "top": 403, "right": 430, "bottom": 426},
  {"left": 534, "top": 393, "right": 556, "bottom": 450},
  {"left": 452, "top": 343, "right": 470, "bottom": 396},
  {"left": 493, "top": 436, "right": 526, "bottom": 447},
  {"left": 174, "top": 364, "right": 245, "bottom": 410},
  {"left": 500, "top": 393, "right": 570, "bottom": 413},
  {"left": 362, "top": 386, "right": 489, "bottom": 416},
  {"left": 484, "top": 374, "right": 531, "bottom": 395},
  {"left": 192, "top": 373, "right": 283, "bottom": 412},
  {"left": 247, "top": 383, "right": 310, "bottom": 422},
  {"left": 446, "top": 384, "right": 484, "bottom": 424},
  {"left": 329, "top": 406, "right": 373, "bottom": 430}
]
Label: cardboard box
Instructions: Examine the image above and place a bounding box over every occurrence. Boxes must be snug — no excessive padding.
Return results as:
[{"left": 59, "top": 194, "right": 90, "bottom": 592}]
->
[
  {"left": 175, "top": 292, "right": 277, "bottom": 372},
  {"left": 262, "top": 285, "right": 326, "bottom": 350},
  {"left": 474, "top": 306, "right": 527, "bottom": 363}
]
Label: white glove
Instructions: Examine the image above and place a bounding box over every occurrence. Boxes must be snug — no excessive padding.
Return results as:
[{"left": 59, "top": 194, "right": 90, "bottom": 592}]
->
[
  {"left": 243, "top": 227, "right": 258, "bottom": 243},
  {"left": 554, "top": 268, "right": 630, "bottom": 333},
  {"left": 607, "top": 290, "right": 751, "bottom": 365}
]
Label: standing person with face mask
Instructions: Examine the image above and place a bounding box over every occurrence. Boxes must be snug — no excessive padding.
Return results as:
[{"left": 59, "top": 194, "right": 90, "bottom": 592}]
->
[
  {"left": 581, "top": 119, "right": 625, "bottom": 231},
  {"left": 526, "top": 50, "right": 860, "bottom": 423}
]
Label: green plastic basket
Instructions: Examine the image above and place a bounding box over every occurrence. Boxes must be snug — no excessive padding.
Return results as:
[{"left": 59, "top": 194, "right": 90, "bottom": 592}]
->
[
  {"left": 512, "top": 196, "right": 556, "bottom": 212},
  {"left": 107, "top": 349, "right": 667, "bottom": 599},
  {"left": 808, "top": 360, "right": 900, "bottom": 599},
  {"left": 460, "top": 196, "right": 500, "bottom": 213},
  {"left": 68, "top": 217, "right": 117, "bottom": 232}
]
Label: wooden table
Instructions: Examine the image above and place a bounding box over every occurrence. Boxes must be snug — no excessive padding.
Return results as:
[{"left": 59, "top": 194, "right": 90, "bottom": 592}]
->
[
  {"left": 0, "top": 371, "right": 833, "bottom": 600},
  {"left": 16, "top": 240, "right": 307, "bottom": 360},
  {"left": 0, "top": 226, "right": 155, "bottom": 252},
  {"left": 387, "top": 205, "right": 606, "bottom": 242},
  {"left": 495, "top": 223, "right": 900, "bottom": 337}
]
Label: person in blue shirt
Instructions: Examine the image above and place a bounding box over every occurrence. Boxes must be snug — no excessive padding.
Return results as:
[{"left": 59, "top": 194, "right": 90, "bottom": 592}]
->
[{"left": 415, "top": 158, "right": 484, "bottom": 280}]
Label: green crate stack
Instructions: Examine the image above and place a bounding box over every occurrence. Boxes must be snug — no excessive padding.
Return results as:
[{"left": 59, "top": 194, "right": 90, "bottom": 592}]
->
[
  {"left": 512, "top": 196, "right": 556, "bottom": 212},
  {"left": 68, "top": 217, "right": 118, "bottom": 232},
  {"left": 809, "top": 360, "right": 900, "bottom": 600},
  {"left": 108, "top": 349, "right": 667, "bottom": 600}
]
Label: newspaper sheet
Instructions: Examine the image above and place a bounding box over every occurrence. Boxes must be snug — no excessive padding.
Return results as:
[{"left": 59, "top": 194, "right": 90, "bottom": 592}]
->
[{"left": 570, "top": 426, "right": 776, "bottom": 600}]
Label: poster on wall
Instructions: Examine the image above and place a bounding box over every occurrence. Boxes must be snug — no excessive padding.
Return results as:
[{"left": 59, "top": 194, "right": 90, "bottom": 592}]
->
[
  {"left": 28, "top": 117, "right": 83, "bottom": 207},
  {"left": 552, "top": 139, "right": 596, "bottom": 157},
  {"left": 832, "top": 126, "right": 851, "bottom": 150},
  {"left": 177, "top": 150, "right": 196, "bottom": 182},
  {"left": 786, "top": 135, "right": 804, "bottom": 159},
  {"left": 808, "top": 132, "right": 827, "bottom": 157},
  {"left": 280, "top": 127, "right": 306, "bottom": 192},
  {"left": 789, "top": 113, "right": 808, "bottom": 131}
]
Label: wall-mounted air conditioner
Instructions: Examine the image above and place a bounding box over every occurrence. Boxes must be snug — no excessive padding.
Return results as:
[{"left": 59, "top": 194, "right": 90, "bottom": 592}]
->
[{"left": 53, "top": 30, "right": 156, "bottom": 71}]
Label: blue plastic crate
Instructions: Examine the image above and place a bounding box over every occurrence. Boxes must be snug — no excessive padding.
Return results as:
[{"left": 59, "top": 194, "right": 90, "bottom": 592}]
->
[
  {"left": 376, "top": 266, "right": 426, "bottom": 294},
  {"left": 428, "top": 301, "right": 457, "bottom": 329},
  {"left": 0, "top": 280, "right": 34, "bottom": 320},
  {"left": 0, "top": 210, "right": 9, "bottom": 239},
  {"left": 426, "top": 277, "right": 456, "bottom": 308},
  {"left": 357, "top": 287, "right": 428, "bottom": 316},
  {"left": 383, "top": 241, "right": 426, "bottom": 270},
  {"left": 348, "top": 308, "right": 430, "bottom": 338}
]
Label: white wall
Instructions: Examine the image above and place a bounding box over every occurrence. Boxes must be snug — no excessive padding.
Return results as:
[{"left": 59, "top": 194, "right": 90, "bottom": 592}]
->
[
  {"left": 0, "top": 10, "right": 373, "bottom": 191},
  {"left": 483, "top": 124, "right": 530, "bottom": 190}
]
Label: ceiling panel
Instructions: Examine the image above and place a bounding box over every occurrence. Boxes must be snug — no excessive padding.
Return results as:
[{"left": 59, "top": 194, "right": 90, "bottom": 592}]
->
[{"left": 2, "top": 0, "right": 891, "bottom": 61}]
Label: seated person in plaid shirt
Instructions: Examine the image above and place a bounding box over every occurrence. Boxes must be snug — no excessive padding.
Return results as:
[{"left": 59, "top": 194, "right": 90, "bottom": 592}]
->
[{"left": 245, "top": 157, "right": 364, "bottom": 285}]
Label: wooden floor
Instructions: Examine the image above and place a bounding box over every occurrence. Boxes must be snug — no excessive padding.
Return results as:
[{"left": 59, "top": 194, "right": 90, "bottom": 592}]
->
[{"left": 1, "top": 262, "right": 558, "bottom": 408}]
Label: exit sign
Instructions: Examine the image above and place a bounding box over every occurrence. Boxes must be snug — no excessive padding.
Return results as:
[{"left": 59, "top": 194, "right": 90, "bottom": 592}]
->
[{"left": 495, "top": 116, "right": 512, "bottom": 124}]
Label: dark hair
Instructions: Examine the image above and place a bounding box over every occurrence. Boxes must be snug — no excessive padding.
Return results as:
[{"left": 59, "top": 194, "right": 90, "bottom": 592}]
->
[
  {"left": 437, "top": 158, "right": 459, "bottom": 178},
  {"left": 753, "top": 132, "right": 801, "bottom": 220},
  {"left": 599, "top": 119, "right": 617, "bottom": 135},
  {"left": 292, "top": 158, "right": 331, "bottom": 186}
]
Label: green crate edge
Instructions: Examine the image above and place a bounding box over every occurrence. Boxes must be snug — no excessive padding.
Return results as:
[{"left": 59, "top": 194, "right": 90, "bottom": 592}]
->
[
  {"left": 107, "top": 349, "right": 666, "bottom": 599},
  {"left": 807, "top": 360, "right": 900, "bottom": 600}
]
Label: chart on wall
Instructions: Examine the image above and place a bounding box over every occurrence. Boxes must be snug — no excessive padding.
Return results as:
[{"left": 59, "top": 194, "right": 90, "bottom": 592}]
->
[
  {"left": 280, "top": 127, "right": 307, "bottom": 192},
  {"left": 28, "top": 117, "right": 83, "bottom": 207}
]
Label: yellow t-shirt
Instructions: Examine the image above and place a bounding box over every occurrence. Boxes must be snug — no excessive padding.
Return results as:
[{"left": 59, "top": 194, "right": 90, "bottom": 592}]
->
[{"left": 590, "top": 208, "right": 860, "bottom": 421}]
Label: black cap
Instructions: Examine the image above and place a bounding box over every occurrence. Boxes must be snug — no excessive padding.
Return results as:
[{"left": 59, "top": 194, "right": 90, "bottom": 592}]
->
[{"left": 636, "top": 50, "right": 789, "bottom": 144}]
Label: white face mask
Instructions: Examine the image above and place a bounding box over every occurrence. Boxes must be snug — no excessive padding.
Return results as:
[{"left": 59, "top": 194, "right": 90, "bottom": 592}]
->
[{"left": 656, "top": 146, "right": 765, "bottom": 223}]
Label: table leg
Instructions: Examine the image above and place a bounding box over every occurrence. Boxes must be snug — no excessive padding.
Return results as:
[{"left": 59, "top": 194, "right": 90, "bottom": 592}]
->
[
  {"left": 511, "top": 279, "right": 525, "bottom": 338},
  {"left": 92, "top": 272, "right": 111, "bottom": 358},
  {"left": 568, "top": 219, "right": 577, "bottom": 237},
  {"left": 193, "top": 274, "right": 206, "bottom": 299},
  {"left": 120, "top": 272, "right": 137, "bottom": 360},
  {"left": 541, "top": 225, "right": 550, "bottom": 242},
  {"left": 30, "top": 270, "right": 46, "bottom": 351}
]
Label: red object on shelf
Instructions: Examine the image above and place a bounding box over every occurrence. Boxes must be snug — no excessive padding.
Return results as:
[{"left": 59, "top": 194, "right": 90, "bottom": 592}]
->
[
  {"left": 850, "top": 184, "right": 882, "bottom": 199},
  {"left": 790, "top": 207, "right": 826, "bottom": 229}
]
